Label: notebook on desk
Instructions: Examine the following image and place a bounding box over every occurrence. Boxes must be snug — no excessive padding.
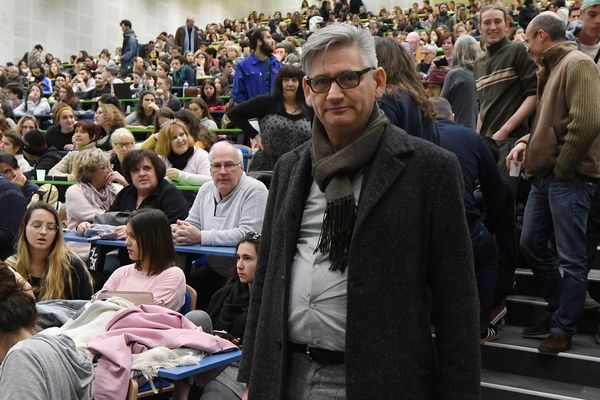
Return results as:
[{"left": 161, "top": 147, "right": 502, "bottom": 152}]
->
[{"left": 97, "top": 291, "right": 153, "bottom": 304}]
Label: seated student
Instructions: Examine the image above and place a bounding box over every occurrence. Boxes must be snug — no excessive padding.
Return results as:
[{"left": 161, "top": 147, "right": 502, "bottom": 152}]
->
[
  {"left": 45, "top": 103, "right": 77, "bottom": 151},
  {"left": 156, "top": 76, "right": 182, "bottom": 111},
  {"left": 13, "top": 83, "right": 51, "bottom": 117},
  {"left": 15, "top": 114, "right": 38, "bottom": 137},
  {"left": 188, "top": 97, "right": 218, "bottom": 131},
  {"left": 86, "top": 71, "right": 112, "bottom": 100},
  {"left": 178, "top": 232, "right": 260, "bottom": 400},
  {"left": 0, "top": 266, "right": 94, "bottom": 399},
  {"left": 48, "top": 120, "right": 100, "bottom": 179},
  {"left": 30, "top": 64, "right": 53, "bottom": 95},
  {"left": 109, "top": 128, "right": 135, "bottom": 181},
  {"left": 0, "top": 131, "right": 32, "bottom": 172},
  {"left": 124, "top": 90, "right": 159, "bottom": 126},
  {"left": 94, "top": 209, "right": 186, "bottom": 311},
  {"left": 0, "top": 176, "right": 26, "bottom": 260},
  {"left": 94, "top": 103, "right": 126, "bottom": 151},
  {"left": 139, "top": 107, "right": 177, "bottom": 150},
  {"left": 176, "top": 108, "right": 217, "bottom": 151},
  {"left": 0, "top": 152, "right": 38, "bottom": 202},
  {"left": 171, "top": 55, "right": 196, "bottom": 87},
  {"left": 172, "top": 142, "right": 267, "bottom": 308},
  {"left": 200, "top": 79, "right": 223, "bottom": 108},
  {"left": 156, "top": 120, "right": 211, "bottom": 185},
  {"left": 109, "top": 149, "right": 189, "bottom": 231},
  {"left": 6, "top": 202, "right": 93, "bottom": 300},
  {"left": 52, "top": 85, "right": 81, "bottom": 112},
  {"left": 21, "top": 129, "right": 66, "bottom": 179},
  {"left": 4, "top": 83, "right": 24, "bottom": 112},
  {"left": 66, "top": 150, "right": 119, "bottom": 259}
]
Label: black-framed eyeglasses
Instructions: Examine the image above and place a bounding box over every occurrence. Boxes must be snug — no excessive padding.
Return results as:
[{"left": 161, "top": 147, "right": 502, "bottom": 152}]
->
[{"left": 306, "top": 67, "right": 374, "bottom": 93}]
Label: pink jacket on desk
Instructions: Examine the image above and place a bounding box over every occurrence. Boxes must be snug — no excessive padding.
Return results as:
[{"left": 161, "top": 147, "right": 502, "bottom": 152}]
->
[{"left": 87, "top": 304, "right": 237, "bottom": 400}]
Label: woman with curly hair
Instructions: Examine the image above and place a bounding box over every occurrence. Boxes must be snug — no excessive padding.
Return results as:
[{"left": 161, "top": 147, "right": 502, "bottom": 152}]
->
[
  {"left": 7, "top": 202, "right": 93, "bottom": 300},
  {"left": 51, "top": 85, "right": 80, "bottom": 111},
  {"left": 94, "top": 102, "right": 125, "bottom": 151}
]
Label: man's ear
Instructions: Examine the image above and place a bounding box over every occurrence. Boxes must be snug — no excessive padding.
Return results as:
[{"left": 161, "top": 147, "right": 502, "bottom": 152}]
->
[
  {"left": 303, "top": 77, "right": 313, "bottom": 108},
  {"left": 373, "top": 67, "right": 387, "bottom": 100}
]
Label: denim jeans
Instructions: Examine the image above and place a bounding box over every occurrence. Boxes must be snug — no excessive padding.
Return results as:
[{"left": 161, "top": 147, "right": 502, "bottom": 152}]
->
[
  {"left": 520, "top": 173, "right": 596, "bottom": 336},
  {"left": 472, "top": 220, "right": 499, "bottom": 333}
]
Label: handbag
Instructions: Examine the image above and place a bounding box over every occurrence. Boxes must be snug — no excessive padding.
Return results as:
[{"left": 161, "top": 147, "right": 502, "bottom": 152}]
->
[{"left": 93, "top": 211, "right": 131, "bottom": 226}]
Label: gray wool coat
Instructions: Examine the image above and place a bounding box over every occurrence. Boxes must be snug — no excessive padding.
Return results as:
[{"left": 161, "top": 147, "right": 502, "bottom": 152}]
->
[{"left": 239, "top": 124, "right": 481, "bottom": 400}]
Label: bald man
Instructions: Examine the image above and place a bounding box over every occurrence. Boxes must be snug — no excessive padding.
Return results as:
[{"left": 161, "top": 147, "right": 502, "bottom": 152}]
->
[{"left": 175, "top": 16, "right": 200, "bottom": 54}]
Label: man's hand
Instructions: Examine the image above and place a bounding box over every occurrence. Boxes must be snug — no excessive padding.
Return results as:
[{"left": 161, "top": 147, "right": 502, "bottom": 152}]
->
[
  {"left": 255, "top": 134, "right": 263, "bottom": 150},
  {"left": 171, "top": 220, "right": 202, "bottom": 245},
  {"left": 242, "top": 385, "right": 249, "bottom": 400},
  {"left": 505, "top": 142, "right": 527, "bottom": 171}
]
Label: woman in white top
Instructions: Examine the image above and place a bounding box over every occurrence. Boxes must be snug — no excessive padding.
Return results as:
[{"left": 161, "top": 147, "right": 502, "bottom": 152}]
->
[
  {"left": 155, "top": 120, "right": 211, "bottom": 185},
  {"left": 13, "top": 84, "right": 50, "bottom": 117}
]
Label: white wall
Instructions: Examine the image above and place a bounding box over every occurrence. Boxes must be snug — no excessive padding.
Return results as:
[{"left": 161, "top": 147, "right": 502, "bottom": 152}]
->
[
  {"left": 0, "top": 0, "right": 412, "bottom": 64},
  {"left": 0, "top": 0, "right": 263, "bottom": 64}
]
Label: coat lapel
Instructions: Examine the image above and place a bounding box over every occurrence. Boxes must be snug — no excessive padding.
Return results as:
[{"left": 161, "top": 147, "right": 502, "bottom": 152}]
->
[{"left": 354, "top": 128, "right": 414, "bottom": 234}]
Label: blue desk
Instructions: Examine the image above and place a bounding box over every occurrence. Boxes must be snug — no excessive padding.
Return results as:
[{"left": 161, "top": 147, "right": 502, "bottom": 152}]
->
[
  {"left": 63, "top": 231, "right": 236, "bottom": 257},
  {"left": 158, "top": 349, "right": 242, "bottom": 381}
]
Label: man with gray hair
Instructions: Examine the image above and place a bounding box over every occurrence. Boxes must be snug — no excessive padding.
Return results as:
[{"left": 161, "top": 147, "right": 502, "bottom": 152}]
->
[
  {"left": 507, "top": 11, "right": 600, "bottom": 353},
  {"left": 239, "top": 23, "right": 479, "bottom": 399},
  {"left": 171, "top": 141, "right": 267, "bottom": 308}
]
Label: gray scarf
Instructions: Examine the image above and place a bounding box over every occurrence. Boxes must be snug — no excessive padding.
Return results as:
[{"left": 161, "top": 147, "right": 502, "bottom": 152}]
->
[{"left": 311, "top": 105, "right": 387, "bottom": 272}]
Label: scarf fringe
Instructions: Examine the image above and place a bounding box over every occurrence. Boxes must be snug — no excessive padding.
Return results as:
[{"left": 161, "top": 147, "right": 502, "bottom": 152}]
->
[{"left": 314, "top": 195, "right": 355, "bottom": 273}]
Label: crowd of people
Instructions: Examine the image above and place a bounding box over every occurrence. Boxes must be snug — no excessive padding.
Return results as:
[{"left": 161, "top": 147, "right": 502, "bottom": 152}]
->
[{"left": 0, "top": 0, "right": 600, "bottom": 398}]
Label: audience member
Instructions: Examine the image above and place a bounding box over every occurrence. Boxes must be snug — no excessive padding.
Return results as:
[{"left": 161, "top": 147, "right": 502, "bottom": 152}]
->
[
  {"left": 15, "top": 115, "right": 38, "bottom": 137},
  {"left": 95, "top": 208, "right": 186, "bottom": 311},
  {"left": 125, "top": 90, "right": 159, "bottom": 126},
  {"left": 0, "top": 266, "right": 93, "bottom": 399},
  {"left": 175, "top": 17, "right": 200, "bottom": 54},
  {"left": 109, "top": 128, "right": 135, "bottom": 181},
  {"left": 0, "top": 175, "right": 26, "bottom": 260},
  {"left": 441, "top": 35, "right": 480, "bottom": 129},
  {"left": 0, "top": 152, "right": 38, "bottom": 202},
  {"left": 45, "top": 103, "right": 76, "bottom": 151},
  {"left": 172, "top": 141, "right": 267, "bottom": 308},
  {"left": 94, "top": 103, "right": 126, "bottom": 151},
  {"left": 156, "top": 76, "right": 182, "bottom": 111},
  {"left": 227, "top": 65, "right": 312, "bottom": 171},
  {"left": 507, "top": 12, "right": 600, "bottom": 354},
  {"left": 232, "top": 27, "right": 280, "bottom": 103},
  {"left": 22, "top": 129, "right": 65, "bottom": 177},
  {"left": 48, "top": 120, "right": 99, "bottom": 179},
  {"left": 119, "top": 19, "right": 139, "bottom": 76},
  {"left": 13, "top": 83, "right": 50, "bottom": 117},
  {"left": 7, "top": 202, "right": 93, "bottom": 300},
  {"left": 0, "top": 132, "right": 32, "bottom": 172},
  {"left": 188, "top": 97, "right": 218, "bottom": 130},
  {"left": 155, "top": 120, "right": 211, "bottom": 185}
]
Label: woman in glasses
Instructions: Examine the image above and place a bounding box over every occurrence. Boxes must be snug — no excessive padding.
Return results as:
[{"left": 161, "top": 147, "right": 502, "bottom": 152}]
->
[
  {"left": 155, "top": 120, "right": 211, "bottom": 185},
  {"left": 226, "top": 65, "right": 312, "bottom": 172},
  {"left": 6, "top": 202, "right": 93, "bottom": 300}
]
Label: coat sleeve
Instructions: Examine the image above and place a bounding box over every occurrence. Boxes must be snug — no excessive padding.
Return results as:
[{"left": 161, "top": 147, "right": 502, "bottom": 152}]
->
[
  {"left": 427, "top": 153, "right": 481, "bottom": 399},
  {"left": 238, "top": 161, "right": 286, "bottom": 383},
  {"left": 232, "top": 63, "right": 248, "bottom": 104}
]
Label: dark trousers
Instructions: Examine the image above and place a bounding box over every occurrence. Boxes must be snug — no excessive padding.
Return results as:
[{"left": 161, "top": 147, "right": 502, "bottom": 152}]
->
[
  {"left": 472, "top": 220, "right": 500, "bottom": 332},
  {"left": 189, "top": 265, "right": 228, "bottom": 310}
]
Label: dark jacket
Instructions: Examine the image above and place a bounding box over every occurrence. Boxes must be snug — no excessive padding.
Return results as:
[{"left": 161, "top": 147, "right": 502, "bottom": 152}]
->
[
  {"left": 24, "top": 147, "right": 66, "bottom": 177},
  {"left": 109, "top": 178, "right": 189, "bottom": 223},
  {"left": 175, "top": 25, "right": 200, "bottom": 53},
  {"left": 239, "top": 125, "right": 480, "bottom": 399},
  {"left": 0, "top": 177, "right": 26, "bottom": 260},
  {"left": 378, "top": 91, "right": 440, "bottom": 144},
  {"left": 121, "top": 29, "right": 139, "bottom": 75}
]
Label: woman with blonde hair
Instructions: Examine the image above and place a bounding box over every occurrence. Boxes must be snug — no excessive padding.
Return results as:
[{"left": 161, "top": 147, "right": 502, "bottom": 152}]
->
[
  {"left": 15, "top": 115, "right": 38, "bottom": 137},
  {"left": 94, "top": 103, "right": 126, "bottom": 151},
  {"left": 8, "top": 202, "right": 93, "bottom": 300},
  {"left": 155, "top": 120, "right": 211, "bottom": 185},
  {"left": 66, "top": 150, "right": 119, "bottom": 259}
]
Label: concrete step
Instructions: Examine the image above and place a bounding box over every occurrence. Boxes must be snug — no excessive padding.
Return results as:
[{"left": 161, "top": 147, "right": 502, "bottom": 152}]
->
[
  {"left": 504, "top": 294, "right": 600, "bottom": 335},
  {"left": 482, "top": 325, "right": 600, "bottom": 388},
  {"left": 481, "top": 369, "right": 600, "bottom": 400},
  {"left": 514, "top": 269, "right": 600, "bottom": 301}
]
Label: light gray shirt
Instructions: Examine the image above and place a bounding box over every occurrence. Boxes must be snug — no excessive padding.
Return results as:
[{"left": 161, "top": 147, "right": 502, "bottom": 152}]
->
[
  {"left": 186, "top": 173, "right": 268, "bottom": 246},
  {"left": 288, "top": 174, "right": 363, "bottom": 351}
]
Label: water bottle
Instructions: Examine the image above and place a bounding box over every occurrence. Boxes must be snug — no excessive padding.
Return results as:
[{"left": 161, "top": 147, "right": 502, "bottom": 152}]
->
[{"left": 183, "top": 81, "right": 189, "bottom": 96}]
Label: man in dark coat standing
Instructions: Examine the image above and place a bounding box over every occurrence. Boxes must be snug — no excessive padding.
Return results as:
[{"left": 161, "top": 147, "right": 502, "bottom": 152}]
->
[
  {"left": 239, "top": 23, "right": 480, "bottom": 399},
  {"left": 174, "top": 17, "right": 200, "bottom": 54}
]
